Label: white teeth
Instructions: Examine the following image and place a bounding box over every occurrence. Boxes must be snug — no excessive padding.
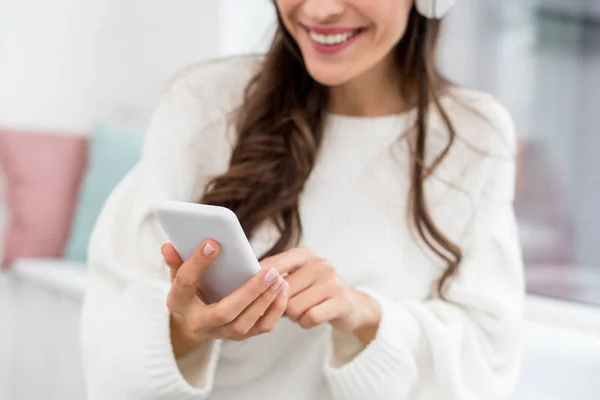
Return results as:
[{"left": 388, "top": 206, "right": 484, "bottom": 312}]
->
[{"left": 309, "top": 30, "right": 358, "bottom": 46}]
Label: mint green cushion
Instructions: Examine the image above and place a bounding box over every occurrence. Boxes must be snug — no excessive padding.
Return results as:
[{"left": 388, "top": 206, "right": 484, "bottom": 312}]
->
[{"left": 64, "top": 122, "right": 145, "bottom": 262}]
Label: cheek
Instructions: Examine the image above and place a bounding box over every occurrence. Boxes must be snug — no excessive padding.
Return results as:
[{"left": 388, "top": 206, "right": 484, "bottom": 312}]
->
[
  {"left": 275, "top": 0, "right": 302, "bottom": 32},
  {"left": 370, "top": 1, "right": 413, "bottom": 47}
]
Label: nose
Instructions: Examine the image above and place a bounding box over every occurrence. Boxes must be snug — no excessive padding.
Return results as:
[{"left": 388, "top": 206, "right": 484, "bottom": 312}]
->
[{"left": 302, "top": 0, "right": 345, "bottom": 23}]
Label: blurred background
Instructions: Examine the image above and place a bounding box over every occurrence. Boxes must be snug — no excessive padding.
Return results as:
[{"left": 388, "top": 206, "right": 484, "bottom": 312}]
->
[{"left": 0, "top": 0, "right": 599, "bottom": 399}]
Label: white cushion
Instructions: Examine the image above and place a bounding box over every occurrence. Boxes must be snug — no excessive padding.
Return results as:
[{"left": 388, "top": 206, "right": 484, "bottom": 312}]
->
[
  {"left": 512, "top": 321, "right": 600, "bottom": 399},
  {"left": 9, "top": 258, "right": 87, "bottom": 298}
]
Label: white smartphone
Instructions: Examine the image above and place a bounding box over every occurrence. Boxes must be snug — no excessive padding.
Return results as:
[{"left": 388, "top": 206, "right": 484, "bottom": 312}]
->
[{"left": 154, "top": 201, "right": 262, "bottom": 303}]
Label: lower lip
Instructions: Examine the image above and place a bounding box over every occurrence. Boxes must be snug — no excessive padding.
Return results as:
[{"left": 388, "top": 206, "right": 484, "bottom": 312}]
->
[{"left": 307, "top": 29, "right": 365, "bottom": 54}]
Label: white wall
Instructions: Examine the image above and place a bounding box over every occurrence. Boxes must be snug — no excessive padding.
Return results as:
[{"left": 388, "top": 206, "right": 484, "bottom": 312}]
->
[
  {"left": 91, "top": 0, "right": 222, "bottom": 127},
  {"left": 0, "top": 0, "right": 223, "bottom": 132},
  {"left": 0, "top": 0, "right": 98, "bottom": 132},
  {"left": 219, "top": 0, "right": 277, "bottom": 57},
  {"left": 0, "top": 0, "right": 280, "bottom": 132}
]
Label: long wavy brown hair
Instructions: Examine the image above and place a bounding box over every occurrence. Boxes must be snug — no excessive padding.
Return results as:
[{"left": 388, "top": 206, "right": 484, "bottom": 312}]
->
[{"left": 201, "top": 6, "right": 461, "bottom": 298}]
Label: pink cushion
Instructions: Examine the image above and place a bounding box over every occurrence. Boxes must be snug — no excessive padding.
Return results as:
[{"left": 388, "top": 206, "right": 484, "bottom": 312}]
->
[{"left": 0, "top": 128, "right": 88, "bottom": 267}]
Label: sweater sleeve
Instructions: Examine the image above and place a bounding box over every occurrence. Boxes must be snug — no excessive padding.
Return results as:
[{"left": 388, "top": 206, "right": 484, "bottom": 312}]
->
[
  {"left": 323, "top": 103, "right": 524, "bottom": 400},
  {"left": 80, "top": 68, "right": 234, "bottom": 400}
]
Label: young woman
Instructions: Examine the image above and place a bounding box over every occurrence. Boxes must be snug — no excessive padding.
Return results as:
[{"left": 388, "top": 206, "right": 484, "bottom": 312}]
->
[{"left": 81, "top": 1, "right": 524, "bottom": 399}]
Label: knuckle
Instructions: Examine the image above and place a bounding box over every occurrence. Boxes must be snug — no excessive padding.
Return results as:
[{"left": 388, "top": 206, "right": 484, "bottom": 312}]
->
[
  {"left": 212, "top": 308, "right": 235, "bottom": 325},
  {"left": 318, "top": 257, "right": 331, "bottom": 266},
  {"left": 206, "top": 328, "right": 225, "bottom": 340},
  {"left": 299, "top": 310, "right": 320, "bottom": 329},
  {"left": 299, "top": 320, "right": 312, "bottom": 330},
  {"left": 166, "top": 294, "right": 179, "bottom": 312},
  {"left": 343, "top": 302, "right": 353, "bottom": 315},
  {"left": 186, "top": 314, "right": 204, "bottom": 333},
  {"left": 331, "top": 280, "right": 346, "bottom": 296},
  {"left": 296, "top": 246, "right": 313, "bottom": 256},
  {"left": 322, "top": 269, "right": 336, "bottom": 283},
  {"left": 286, "top": 305, "right": 300, "bottom": 321},
  {"left": 258, "top": 321, "right": 275, "bottom": 333},
  {"left": 317, "top": 258, "right": 334, "bottom": 273},
  {"left": 230, "top": 322, "right": 250, "bottom": 337},
  {"left": 305, "top": 308, "right": 319, "bottom": 323},
  {"left": 286, "top": 313, "right": 298, "bottom": 322},
  {"left": 185, "top": 321, "right": 202, "bottom": 336},
  {"left": 299, "top": 317, "right": 314, "bottom": 330},
  {"left": 338, "top": 287, "right": 352, "bottom": 303},
  {"left": 288, "top": 246, "right": 313, "bottom": 262},
  {"left": 174, "top": 272, "right": 193, "bottom": 288}
]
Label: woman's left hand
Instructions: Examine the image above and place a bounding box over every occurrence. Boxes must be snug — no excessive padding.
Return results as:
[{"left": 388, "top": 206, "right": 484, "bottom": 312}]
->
[{"left": 266, "top": 247, "right": 382, "bottom": 344}]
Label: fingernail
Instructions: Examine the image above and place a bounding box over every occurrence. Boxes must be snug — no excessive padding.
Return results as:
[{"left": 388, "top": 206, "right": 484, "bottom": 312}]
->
[
  {"left": 270, "top": 277, "right": 284, "bottom": 292},
  {"left": 263, "top": 268, "right": 279, "bottom": 283},
  {"left": 161, "top": 243, "right": 167, "bottom": 255},
  {"left": 281, "top": 282, "right": 289, "bottom": 297},
  {"left": 203, "top": 242, "right": 216, "bottom": 256}
]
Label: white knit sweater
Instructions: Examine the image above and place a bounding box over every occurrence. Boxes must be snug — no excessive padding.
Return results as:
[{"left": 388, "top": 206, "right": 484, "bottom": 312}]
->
[{"left": 81, "top": 56, "right": 524, "bottom": 400}]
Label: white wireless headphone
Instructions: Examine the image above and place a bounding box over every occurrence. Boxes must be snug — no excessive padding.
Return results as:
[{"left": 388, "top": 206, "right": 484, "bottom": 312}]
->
[{"left": 415, "top": 0, "right": 458, "bottom": 19}]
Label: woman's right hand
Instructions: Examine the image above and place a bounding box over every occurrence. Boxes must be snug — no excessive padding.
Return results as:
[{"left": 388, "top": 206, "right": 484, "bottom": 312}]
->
[{"left": 162, "top": 240, "right": 289, "bottom": 358}]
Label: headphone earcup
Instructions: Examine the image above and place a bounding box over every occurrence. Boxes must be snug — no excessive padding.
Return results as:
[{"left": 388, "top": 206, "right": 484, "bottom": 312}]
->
[{"left": 415, "top": 0, "right": 458, "bottom": 19}]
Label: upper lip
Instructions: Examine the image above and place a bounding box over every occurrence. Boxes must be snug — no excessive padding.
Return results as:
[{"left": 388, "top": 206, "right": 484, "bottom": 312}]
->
[{"left": 303, "top": 25, "right": 363, "bottom": 35}]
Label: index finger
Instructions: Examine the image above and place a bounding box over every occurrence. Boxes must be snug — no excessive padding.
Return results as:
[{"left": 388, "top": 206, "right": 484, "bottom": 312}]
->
[
  {"left": 261, "top": 246, "right": 318, "bottom": 275},
  {"left": 198, "top": 267, "right": 282, "bottom": 328},
  {"left": 162, "top": 243, "right": 183, "bottom": 281},
  {"left": 170, "top": 240, "right": 220, "bottom": 308}
]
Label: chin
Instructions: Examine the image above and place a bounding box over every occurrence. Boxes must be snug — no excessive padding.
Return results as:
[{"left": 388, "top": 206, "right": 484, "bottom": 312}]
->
[{"left": 304, "top": 61, "right": 355, "bottom": 87}]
